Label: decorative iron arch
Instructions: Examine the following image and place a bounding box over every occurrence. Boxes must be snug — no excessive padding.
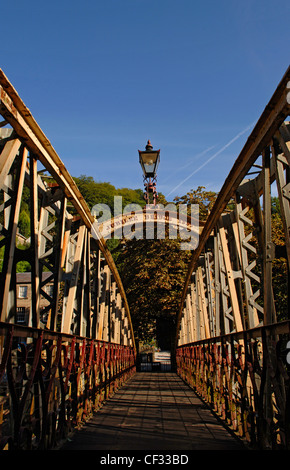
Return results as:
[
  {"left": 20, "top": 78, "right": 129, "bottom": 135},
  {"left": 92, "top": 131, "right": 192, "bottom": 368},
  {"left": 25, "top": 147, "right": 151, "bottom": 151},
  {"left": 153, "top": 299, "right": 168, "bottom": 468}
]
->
[{"left": 95, "top": 206, "right": 201, "bottom": 244}]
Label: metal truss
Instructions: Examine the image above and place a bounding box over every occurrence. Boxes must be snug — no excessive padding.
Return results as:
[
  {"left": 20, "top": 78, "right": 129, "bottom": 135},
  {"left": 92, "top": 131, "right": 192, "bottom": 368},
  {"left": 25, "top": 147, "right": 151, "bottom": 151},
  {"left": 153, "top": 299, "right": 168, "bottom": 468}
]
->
[
  {"left": 176, "top": 67, "right": 290, "bottom": 449},
  {"left": 0, "top": 69, "right": 136, "bottom": 449}
]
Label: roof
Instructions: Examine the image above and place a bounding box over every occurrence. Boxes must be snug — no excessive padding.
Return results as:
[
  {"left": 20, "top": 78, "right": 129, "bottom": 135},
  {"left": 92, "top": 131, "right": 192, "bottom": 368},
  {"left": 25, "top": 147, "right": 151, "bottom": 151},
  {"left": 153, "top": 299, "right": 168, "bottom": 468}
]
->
[{"left": 16, "top": 272, "right": 53, "bottom": 283}]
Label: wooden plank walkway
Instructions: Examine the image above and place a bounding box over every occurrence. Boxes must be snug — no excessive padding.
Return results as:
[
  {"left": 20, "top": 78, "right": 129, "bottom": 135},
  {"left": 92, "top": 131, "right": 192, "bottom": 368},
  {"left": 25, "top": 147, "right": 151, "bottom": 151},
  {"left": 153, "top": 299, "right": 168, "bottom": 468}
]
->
[{"left": 60, "top": 372, "right": 245, "bottom": 451}]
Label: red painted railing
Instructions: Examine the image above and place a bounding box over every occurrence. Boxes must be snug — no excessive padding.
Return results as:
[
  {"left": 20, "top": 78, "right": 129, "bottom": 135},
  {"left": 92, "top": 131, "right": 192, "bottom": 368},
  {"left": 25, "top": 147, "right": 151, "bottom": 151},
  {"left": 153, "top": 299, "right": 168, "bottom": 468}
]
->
[
  {"left": 0, "top": 322, "right": 136, "bottom": 450},
  {"left": 176, "top": 320, "right": 290, "bottom": 449}
]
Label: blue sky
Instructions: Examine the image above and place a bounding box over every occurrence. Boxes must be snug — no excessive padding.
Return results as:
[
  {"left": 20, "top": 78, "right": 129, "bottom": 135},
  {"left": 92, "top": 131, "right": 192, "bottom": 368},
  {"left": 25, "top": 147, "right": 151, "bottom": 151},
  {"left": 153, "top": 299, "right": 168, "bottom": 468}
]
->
[{"left": 1, "top": 0, "right": 289, "bottom": 201}]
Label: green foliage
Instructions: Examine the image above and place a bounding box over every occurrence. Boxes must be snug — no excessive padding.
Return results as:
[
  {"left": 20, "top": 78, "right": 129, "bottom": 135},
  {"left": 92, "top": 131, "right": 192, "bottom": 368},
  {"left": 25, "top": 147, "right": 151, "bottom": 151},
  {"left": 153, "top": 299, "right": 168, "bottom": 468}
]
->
[
  {"left": 271, "top": 200, "right": 288, "bottom": 321},
  {"left": 174, "top": 186, "right": 217, "bottom": 221},
  {"left": 15, "top": 260, "right": 31, "bottom": 272},
  {"left": 0, "top": 241, "right": 31, "bottom": 273},
  {"left": 72, "top": 175, "right": 145, "bottom": 212},
  {"left": 18, "top": 206, "right": 30, "bottom": 238},
  {"left": 115, "top": 238, "right": 191, "bottom": 343},
  {"left": 18, "top": 186, "right": 31, "bottom": 238},
  {"left": 271, "top": 196, "right": 281, "bottom": 215},
  {"left": 112, "top": 186, "right": 217, "bottom": 343}
]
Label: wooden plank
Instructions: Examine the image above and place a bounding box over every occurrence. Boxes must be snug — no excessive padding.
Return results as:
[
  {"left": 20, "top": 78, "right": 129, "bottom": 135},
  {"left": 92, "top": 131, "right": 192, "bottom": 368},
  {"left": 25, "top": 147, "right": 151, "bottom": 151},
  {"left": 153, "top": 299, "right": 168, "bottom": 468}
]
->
[
  {"left": 204, "top": 252, "right": 215, "bottom": 336},
  {"left": 0, "top": 138, "right": 21, "bottom": 188},
  {"left": 190, "top": 281, "right": 198, "bottom": 342},
  {"left": 103, "top": 267, "right": 110, "bottom": 342},
  {"left": 0, "top": 148, "right": 28, "bottom": 321},
  {"left": 61, "top": 224, "right": 86, "bottom": 334},
  {"left": 218, "top": 223, "right": 243, "bottom": 332},
  {"left": 97, "top": 265, "right": 109, "bottom": 341},
  {"left": 115, "top": 292, "right": 122, "bottom": 344},
  {"left": 84, "top": 232, "right": 92, "bottom": 338},
  {"left": 213, "top": 235, "right": 221, "bottom": 336},
  {"left": 49, "top": 197, "right": 68, "bottom": 331},
  {"left": 110, "top": 281, "right": 117, "bottom": 343},
  {"left": 120, "top": 305, "right": 125, "bottom": 346},
  {"left": 262, "top": 148, "right": 276, "bottom": 325},
  {"left": 185, "top": 292, "right": 193, "bottom": 344},
  {"left": 235, "top": 202, "right": 259, "bottom": 329},
  {"left": 91, "top": 247, "right": 101, "bottom": 340},
  {"left": 123, "top": 314, "right": 129, "bottom": 346},
  {"left": 30, "top": 156, "right": 40, "bottom": 328},
  {"left": 196, "top": 267, "right": 210, "bottom": 339}
]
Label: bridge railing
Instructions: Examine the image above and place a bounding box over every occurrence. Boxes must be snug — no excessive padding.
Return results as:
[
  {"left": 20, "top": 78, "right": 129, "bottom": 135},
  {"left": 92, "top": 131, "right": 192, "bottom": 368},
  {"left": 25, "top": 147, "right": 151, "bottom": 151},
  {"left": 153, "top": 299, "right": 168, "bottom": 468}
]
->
[
  {"left": 0, "top": 69, "right": 136, "bottom": 449},
  {"left": 176, "top": 67, "right": 290, "bottom": 449},
  {"left": 0, "top": 322, "right": 135, "bottom": 450},
  {"left": 177, "top": 320, "right": 290, "bottom": 449}
]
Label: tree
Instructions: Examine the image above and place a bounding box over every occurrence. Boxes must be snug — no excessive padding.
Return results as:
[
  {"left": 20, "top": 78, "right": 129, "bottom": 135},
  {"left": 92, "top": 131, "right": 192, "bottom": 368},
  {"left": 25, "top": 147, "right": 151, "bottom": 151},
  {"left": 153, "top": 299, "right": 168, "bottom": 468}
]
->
[
  {"left": 18, "top": 204, "right": 30, "bottom": 238},
  {"left": 271, "top": 197, "right": 288, "bottom": 321},
  {"left": 114, "top": 186, "right": 218, "bottom": 347},
  {"left": 116, "top": 237, "right": 191, "bottom": 347},
  {"left": 173, "top": 185, "right": 217, "bottom": 221},
  {"left": 73, "top": 175, "right": 145, "bottom": 212}
]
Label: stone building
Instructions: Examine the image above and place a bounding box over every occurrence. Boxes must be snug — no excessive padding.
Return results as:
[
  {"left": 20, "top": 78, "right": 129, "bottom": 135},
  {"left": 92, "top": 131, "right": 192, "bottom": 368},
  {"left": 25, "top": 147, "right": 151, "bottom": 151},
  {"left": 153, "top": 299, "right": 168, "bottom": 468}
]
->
[{"left": 16, "top": 272, "right": 53, "bottom": 326}]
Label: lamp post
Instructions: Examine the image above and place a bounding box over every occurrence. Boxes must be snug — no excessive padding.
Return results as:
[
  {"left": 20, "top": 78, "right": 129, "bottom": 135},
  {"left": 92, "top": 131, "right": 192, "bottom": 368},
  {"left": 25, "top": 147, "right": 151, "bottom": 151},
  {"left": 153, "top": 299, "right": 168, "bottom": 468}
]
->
[{"left": 138, "top": 140, "right": 160, "bottom": 205}]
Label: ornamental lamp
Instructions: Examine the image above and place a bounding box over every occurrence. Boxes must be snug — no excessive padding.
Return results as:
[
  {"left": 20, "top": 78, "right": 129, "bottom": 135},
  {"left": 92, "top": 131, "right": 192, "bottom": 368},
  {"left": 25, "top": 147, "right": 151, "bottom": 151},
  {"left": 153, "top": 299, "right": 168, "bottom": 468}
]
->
[
  {"left": 138, "top": 140, "right": 160, "bottom": 178},
  {"left": 138, "top": 140, "right": 160, "bottom": 205}
]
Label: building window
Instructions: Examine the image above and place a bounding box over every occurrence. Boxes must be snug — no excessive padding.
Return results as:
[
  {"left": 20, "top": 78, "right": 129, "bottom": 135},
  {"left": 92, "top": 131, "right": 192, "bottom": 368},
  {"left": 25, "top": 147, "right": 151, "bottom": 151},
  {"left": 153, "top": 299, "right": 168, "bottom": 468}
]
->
[
  {"left": 19, "top": 285, "right": 28, "bottom": 298},
  {"left": 45, "top": 284, "right": 54, "bottom": 297},
  {"left": 16, "top": 307, "right": 26, "bottom": 323}
]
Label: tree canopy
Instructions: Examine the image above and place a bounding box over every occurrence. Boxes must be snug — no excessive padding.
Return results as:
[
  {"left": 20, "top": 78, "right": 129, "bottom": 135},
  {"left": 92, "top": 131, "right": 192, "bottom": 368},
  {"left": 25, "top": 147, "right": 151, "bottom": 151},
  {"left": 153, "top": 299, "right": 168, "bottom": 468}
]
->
[
  {"left": 73, "top": 175, "right": 145, "bottom": 212},
  {"left": 115, "top": 238, "right": 191, "bottom": 345}
]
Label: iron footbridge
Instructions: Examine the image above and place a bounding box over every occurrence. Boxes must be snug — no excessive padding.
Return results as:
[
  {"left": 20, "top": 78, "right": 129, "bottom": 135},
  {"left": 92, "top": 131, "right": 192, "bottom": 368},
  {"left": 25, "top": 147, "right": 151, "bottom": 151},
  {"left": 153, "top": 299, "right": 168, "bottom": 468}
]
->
[{"left": 0, "top": 67, "right": 289, "bottom": 450}]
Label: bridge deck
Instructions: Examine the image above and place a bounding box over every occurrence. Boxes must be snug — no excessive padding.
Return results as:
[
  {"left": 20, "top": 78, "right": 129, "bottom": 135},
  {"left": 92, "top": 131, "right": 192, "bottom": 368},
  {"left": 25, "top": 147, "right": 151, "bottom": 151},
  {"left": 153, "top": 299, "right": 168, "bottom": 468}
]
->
[{"left": 60, "top": 372, "right": 245, "bottom": 451}]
